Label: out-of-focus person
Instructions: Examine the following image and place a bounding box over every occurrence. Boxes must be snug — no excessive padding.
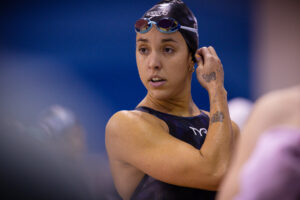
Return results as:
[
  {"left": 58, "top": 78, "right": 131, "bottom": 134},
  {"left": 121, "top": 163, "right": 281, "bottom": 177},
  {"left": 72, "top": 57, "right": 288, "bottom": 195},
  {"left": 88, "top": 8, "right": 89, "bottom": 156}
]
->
[
  {"left": 0, "top": 105, "right": 121, "bottom": 200},
  {"left": 38, "top": 105, "right": 121, "bottom": 200},
  {"left": 38, "top": 105, "right": 87, "bottom": 158},
  {"left": 217, "top": 85, "right": 300, "bottom": 200},
  {"left": 0, "top": 119, "right": 92, "bottom": 200}
]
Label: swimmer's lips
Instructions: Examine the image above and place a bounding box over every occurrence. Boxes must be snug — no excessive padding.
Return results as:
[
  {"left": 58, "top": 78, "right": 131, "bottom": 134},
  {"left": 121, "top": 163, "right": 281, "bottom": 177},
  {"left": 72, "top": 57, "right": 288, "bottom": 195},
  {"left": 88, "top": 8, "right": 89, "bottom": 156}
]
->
[{"left": 149, "top": 76, "right": 166, "bottom": 87}]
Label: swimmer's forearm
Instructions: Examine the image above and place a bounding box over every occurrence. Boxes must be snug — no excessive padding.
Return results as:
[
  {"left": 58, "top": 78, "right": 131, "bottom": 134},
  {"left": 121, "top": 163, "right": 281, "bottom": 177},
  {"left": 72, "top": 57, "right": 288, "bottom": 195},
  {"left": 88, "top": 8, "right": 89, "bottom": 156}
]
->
[{"left": 200, "top": 86, "right": 234, "bottom": 176}]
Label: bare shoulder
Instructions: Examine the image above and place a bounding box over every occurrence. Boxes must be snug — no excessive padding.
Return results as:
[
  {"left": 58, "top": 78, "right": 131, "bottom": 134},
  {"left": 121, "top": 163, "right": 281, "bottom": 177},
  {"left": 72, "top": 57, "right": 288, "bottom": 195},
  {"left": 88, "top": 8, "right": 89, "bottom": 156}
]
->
[
  {"left": 105, "top": 110, "right": 168, "bottom": 159},
  {"left": 106, "top": 110, "right": 166, "bottom": 136},
  {"left": 105, "top": 110, "right": 139, "bottom": 133},
  {"left": 106, "top": 110, "right": 146, "bottom": 146}
]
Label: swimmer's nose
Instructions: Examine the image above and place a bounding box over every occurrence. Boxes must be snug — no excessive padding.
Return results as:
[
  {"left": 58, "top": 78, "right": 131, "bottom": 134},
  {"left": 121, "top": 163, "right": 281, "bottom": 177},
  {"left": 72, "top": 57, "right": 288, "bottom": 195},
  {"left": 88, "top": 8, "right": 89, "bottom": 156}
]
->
[{"left": 148, "top": 51, "right": 162, "bottom": 70}]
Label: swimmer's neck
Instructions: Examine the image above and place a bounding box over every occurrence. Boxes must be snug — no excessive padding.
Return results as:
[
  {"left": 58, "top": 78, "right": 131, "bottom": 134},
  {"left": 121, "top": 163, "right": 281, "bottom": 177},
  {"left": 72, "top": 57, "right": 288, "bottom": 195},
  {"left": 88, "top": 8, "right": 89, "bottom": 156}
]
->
[{"left": 137, "top": 93, "right": 200, "bottom": 117}]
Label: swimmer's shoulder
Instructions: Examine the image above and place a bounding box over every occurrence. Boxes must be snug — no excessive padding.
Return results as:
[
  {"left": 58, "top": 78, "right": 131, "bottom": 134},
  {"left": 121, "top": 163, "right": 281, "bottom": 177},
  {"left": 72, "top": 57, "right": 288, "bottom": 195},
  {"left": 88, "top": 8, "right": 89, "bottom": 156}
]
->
[
  {"left": 107, "top": 109, "right": 164, "bottom": 127},
  {"left": 105, "top": 109, "right": 169, "bottom": 164},
  {"left": 106, "top": 110, "right": 141, "bottom": 136},
  {"left": 105, "top": 109, "right": 167, "bottom": 140}
]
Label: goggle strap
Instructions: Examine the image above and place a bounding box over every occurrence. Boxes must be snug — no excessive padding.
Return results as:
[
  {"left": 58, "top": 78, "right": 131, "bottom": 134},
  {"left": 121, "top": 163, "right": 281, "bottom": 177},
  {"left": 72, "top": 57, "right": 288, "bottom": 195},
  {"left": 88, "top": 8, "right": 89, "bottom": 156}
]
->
[{"left": 180, "top": 25, "right": 198, "bottom": 34}]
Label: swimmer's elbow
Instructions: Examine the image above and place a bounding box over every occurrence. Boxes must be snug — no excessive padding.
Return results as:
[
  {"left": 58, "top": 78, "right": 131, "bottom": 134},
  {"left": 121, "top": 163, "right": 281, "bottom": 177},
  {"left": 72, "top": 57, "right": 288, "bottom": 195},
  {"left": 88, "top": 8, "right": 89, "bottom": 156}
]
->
[
  {"left": 194, "top": 172, "right": 223, "bottom": 191},
  {"left": 202, "top": 156, "right": 229, "bottom": 190},
  {"left": 206, "top": 168, "right": 226, "bottom": 190},
  {"left": 192, "top": 155, "right": 228, "bottom": 190}
]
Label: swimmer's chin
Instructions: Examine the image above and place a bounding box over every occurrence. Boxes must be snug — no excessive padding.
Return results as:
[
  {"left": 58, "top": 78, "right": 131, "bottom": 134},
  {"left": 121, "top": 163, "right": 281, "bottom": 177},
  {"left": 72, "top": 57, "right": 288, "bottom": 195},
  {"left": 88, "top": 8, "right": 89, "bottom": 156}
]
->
[{"left": 147, "top": 90, "right": 174, "bottom": 101}]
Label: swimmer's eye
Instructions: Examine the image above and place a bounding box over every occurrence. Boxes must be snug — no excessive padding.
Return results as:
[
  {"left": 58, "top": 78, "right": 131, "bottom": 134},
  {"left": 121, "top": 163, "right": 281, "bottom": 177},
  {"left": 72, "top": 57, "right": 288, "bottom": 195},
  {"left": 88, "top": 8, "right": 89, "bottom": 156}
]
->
[
  {"left": 163, "top": 47, "right": 175, "bottom": 54},
  {"left": 138, "top": 47, "right": 149, "bottom": 55}
]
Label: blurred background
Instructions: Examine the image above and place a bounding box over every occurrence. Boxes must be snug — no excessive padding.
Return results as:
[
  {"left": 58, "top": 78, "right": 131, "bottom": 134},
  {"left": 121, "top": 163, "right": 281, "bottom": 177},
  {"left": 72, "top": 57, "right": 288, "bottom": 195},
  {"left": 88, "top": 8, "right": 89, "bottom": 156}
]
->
[{"left": 0, "top": 0, "right": 299, "bottom": 198}]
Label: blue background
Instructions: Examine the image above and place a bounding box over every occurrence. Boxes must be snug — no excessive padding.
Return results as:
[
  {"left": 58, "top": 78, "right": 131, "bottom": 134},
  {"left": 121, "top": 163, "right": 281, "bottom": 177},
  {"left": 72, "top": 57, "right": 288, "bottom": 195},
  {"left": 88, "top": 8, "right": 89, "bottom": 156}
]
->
[{"left": 0, "top": 0, "right": 250, "bottom": 152}]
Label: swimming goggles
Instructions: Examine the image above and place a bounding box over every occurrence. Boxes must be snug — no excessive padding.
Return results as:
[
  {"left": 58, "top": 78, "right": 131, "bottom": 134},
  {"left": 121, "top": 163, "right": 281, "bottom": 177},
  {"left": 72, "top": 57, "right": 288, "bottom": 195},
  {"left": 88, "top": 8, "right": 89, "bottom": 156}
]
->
[{"left": 135, "top": 17, "right": 198, "bottom": 34}]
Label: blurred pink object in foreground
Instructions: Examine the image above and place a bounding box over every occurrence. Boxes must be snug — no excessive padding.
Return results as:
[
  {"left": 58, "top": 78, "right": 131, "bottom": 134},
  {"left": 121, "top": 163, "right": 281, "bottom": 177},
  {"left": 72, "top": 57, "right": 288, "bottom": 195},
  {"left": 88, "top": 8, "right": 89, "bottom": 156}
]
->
[{"left": 235, "top": 127, "right": 300, "bottom": 200}]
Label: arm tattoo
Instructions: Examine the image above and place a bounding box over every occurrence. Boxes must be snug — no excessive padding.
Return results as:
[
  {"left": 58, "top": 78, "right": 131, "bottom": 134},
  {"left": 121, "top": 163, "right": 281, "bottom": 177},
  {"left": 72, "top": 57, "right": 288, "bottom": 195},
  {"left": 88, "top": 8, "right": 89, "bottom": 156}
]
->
[
  {"left": 202, "top": 72, "right": 216, "bottom": 82},
  {"left": 211, "top": 111, "right": 224, "bottom": 123}
]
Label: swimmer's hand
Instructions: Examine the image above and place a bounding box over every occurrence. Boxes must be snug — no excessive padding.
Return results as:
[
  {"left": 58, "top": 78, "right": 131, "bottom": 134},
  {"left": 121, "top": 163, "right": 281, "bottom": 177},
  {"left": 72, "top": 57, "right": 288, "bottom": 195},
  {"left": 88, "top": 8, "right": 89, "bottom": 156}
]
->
[{"left": 195, "top": 46, "right": 224, "bottom": 93}]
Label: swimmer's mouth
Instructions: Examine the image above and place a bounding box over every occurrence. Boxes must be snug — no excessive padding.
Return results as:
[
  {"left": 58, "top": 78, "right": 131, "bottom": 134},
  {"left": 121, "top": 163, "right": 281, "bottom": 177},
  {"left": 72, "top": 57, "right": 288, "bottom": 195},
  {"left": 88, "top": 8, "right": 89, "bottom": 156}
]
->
[{"left": 150, "top": 77, "right": 166, "bottom": 82}]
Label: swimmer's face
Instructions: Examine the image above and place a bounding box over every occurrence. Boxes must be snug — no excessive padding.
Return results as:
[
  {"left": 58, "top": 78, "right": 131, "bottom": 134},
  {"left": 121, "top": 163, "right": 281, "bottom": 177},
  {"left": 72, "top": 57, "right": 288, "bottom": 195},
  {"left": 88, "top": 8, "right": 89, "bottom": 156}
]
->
[{"left": 136, "top": 26, "right": 194, "bottom": 100}]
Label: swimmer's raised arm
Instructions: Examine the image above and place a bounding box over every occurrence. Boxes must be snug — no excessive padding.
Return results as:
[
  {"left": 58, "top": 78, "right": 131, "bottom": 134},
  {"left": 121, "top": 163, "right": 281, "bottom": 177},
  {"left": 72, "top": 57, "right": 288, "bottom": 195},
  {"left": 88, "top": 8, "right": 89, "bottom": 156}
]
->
[{"left": 195, "top": 46, "right": 239, "bottom": 181}]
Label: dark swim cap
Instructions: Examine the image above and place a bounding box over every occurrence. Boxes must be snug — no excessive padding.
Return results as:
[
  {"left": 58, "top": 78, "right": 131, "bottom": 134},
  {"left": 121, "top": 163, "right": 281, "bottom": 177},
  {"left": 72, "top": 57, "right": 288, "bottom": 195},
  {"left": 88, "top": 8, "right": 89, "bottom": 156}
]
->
[{"left": 141, "top": 0, "right": 198, "bottom": 61}]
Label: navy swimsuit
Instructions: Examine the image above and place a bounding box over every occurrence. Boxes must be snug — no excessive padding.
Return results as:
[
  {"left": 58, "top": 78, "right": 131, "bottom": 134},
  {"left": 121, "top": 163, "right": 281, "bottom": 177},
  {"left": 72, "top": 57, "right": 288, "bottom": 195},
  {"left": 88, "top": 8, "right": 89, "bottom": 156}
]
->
[{"left": 130, "top": 106, "right": 217, "bottom": 200}]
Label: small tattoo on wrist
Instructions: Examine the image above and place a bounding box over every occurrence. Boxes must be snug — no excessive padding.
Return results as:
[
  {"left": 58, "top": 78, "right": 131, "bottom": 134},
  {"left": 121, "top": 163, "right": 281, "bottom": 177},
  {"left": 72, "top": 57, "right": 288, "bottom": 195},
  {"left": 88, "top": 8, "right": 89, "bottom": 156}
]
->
[
  {"left": 202, "top": 72, "right": 216, "bottom": 82},
  {"left": 211, "top": 111, "right": 224, "bottom": 123}
]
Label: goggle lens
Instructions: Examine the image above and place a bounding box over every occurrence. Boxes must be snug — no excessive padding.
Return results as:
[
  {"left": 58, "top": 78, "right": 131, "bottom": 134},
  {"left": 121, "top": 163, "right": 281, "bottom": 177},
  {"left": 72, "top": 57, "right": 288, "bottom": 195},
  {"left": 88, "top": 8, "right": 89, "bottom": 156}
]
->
[
  {"left": 157, "top": 18, "right": 177, "bottom": 32},
  {"left": 135, "top": 19, "right": 151, "bottom": 32},
  {"left": 135, "top": 19, "right": 150, "bottom": 32},
  {"left": 135, "top": 18, "right": 180, "bottom": 34}
]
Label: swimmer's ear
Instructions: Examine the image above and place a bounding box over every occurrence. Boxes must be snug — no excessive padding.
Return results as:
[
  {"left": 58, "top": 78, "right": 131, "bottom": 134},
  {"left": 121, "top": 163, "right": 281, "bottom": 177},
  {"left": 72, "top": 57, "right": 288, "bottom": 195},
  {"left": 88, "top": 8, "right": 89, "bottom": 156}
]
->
[{"left": 188, "top": 53, "right": 195, "bottom": 72}]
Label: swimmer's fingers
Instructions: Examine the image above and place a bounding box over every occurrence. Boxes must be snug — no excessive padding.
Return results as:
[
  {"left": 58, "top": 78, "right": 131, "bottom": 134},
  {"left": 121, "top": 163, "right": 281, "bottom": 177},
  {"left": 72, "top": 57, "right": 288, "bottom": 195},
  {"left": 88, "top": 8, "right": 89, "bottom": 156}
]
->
[
  {"left": 207, "top": 46, "right": 219, "bottom": 58},
  {"left": 195, "top": 48, "right": 204, "bottom": 68},
  {"left": 195, "top": 46, "right": 224, "bottom": 92}
]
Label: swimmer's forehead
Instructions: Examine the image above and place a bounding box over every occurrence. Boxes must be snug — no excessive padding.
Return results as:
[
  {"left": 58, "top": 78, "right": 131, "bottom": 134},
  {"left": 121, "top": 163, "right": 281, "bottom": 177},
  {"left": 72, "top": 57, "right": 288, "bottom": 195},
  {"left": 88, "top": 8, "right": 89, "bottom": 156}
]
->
[
  {"left": 136, "top": 37, "right": 178, "bottom": 43},
  {"left": 136, "top": 30, "right": 184, "bottom": 44}
]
